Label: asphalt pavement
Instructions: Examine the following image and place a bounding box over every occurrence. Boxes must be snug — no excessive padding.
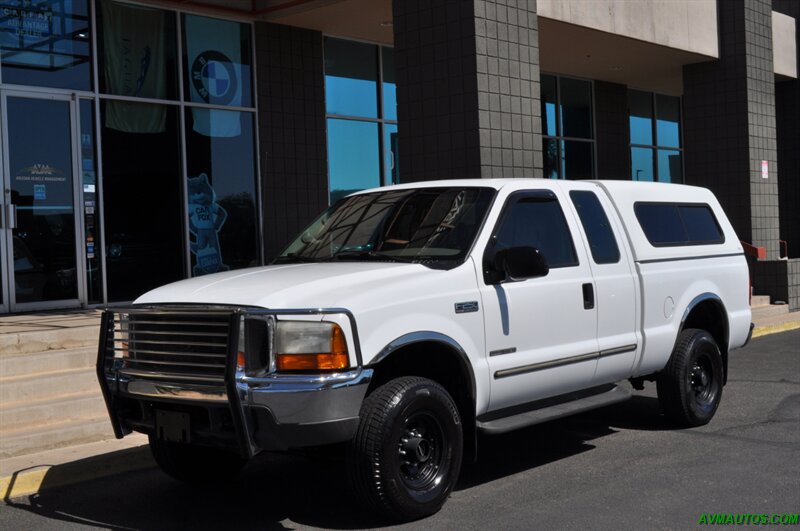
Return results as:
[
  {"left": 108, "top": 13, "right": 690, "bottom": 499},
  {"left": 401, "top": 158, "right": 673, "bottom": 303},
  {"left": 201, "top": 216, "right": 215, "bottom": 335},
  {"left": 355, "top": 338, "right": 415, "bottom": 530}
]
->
[{"left": 2, "top": 330, "right": 798, "bottom": 530}]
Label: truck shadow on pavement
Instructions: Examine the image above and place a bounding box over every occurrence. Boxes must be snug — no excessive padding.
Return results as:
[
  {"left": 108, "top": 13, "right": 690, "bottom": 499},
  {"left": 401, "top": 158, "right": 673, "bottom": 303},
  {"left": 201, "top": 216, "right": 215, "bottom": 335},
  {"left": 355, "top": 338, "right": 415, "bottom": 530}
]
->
[{"left": 6, "top": 395, "right": 671, "bottom": 530}]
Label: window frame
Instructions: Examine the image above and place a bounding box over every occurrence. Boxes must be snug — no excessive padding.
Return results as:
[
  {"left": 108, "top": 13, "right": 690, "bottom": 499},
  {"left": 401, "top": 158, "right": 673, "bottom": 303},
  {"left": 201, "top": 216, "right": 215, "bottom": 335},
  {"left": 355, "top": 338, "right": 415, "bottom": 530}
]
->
[
  {"left": 634, "top": 201, "right": 726, "bottom": 247},
  {"left": 540, "top": 73, "right": 597, "bottom": 180},
  {"left": 628, "top": 89, "right": 685, "bottom": 183},
  {"left": 569, "top": 190, "right": 621, "bottom": 264},
  {"left": 483, "top": 190, "right": 580, "bottom": 284},
  {"left": 323, "top": 35, "right": 398, "bottom": 204}
]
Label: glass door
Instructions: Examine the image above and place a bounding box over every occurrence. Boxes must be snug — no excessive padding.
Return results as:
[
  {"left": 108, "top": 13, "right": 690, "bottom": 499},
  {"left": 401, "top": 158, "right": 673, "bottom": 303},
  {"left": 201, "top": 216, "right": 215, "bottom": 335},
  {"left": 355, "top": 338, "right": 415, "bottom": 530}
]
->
[{"left": 1, "top": 91, "right": 83, "bottom": 311}]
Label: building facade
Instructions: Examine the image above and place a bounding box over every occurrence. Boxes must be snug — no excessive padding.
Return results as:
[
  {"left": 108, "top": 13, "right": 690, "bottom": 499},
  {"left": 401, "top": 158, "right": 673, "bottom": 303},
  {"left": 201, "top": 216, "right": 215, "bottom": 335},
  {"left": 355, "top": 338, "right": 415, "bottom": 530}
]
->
[{"left": 0, "top": 0, "right": 797, "bottom": 313}]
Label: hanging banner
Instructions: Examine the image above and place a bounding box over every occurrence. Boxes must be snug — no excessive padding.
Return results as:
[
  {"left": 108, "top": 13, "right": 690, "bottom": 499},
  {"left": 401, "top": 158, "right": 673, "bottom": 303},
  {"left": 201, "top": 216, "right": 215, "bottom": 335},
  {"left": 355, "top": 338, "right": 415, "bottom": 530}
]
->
[
  {"left": 184, "top": 15, "right": 242, "bottom": 137},
  {"left": 101, "top": 0, "right": 167, "bottom": 133}
]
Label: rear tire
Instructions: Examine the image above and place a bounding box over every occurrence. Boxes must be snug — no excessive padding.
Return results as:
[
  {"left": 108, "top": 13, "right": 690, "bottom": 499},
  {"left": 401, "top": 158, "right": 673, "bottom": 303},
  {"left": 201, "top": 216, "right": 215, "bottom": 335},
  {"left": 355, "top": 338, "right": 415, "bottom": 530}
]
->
[
  {"left": 348, "top": 376, "right": 463, "bottom": 522},
  {"left": 148, "top": 436, "right": 247, "bottom": 483},
  {"left": 657, "top": 328, "right": 724, "bottom": 427}
]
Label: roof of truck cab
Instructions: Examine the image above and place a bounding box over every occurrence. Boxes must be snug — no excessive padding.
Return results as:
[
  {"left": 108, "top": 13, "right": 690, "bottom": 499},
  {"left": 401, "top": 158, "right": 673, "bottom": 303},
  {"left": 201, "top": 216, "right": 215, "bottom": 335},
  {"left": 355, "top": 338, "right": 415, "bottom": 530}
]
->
[{"left": 354, "top": 179, "right": 745, "bottom": 263}]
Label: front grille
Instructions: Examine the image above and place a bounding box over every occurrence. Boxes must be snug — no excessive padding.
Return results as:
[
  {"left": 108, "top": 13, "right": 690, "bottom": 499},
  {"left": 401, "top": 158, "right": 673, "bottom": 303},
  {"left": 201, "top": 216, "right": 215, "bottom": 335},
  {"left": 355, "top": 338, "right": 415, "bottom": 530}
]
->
[{"left": 104, "top": 309, "right": 236, "bottom": 384}]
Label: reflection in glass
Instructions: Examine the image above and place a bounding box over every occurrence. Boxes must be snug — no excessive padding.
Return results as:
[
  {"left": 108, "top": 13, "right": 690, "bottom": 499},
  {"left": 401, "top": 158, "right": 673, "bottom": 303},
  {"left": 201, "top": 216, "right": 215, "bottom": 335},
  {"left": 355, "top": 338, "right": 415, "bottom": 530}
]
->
[
  {"left": 559, "top": 78, "right": 592, "bottom": 139},
  {"left": 0, "top": 0, "right": 92, "bottom": 90},
  {"left": 97, "top": 0, "right": 178, "bottom": 100},
  {"left": 540, "top": 75, "right": 558, "bottom": 137},
  {"left": 656, "top": 94, "right": 681, "bottom": 148},
  {"left": 657, "top": 149, "right": 682, "bottom": 183},
  {"left": 327, "top": 119, "right": 380, "bottom": 204},
  {"left": 543, "top": 138, "right": 559, "bottom": 179},
  {"left": 101, "top": 102, "right": 184, "bottom": 301},
  {"left": 631, "top": 147, "right": 654, "bottom": 181},
  {"left": 561, "top": 140, "right": 593, "bottom": 180},
  {"left": 185, "top": 109, "right": 258, "bottom": 276},
  {"left": 384, "top": 123, "right": 399, "bottom": 185},
  {"left": 628, "top": 90, "right": 653, "bottom": 146},
  {"left": 325, "top": 38, "right": 378, "bottom": 118},
  {"left": 382, "top": 47, "right": 396, "bottom": 121},
  {"left": 7, "top": 97, "right": 77, "bottom": 303},
  {"left": 80, "top": 100, "right": 102, "bottom": 304},
  {"left": 182, "top": 14, "right": 253, "bottom": 108}
]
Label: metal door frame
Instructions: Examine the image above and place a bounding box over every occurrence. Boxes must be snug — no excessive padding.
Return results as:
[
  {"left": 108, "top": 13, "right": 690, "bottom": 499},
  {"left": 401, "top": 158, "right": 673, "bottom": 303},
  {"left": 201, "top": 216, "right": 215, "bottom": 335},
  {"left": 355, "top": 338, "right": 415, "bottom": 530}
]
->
[{"left": 0, "top": 89, "right": 87, "bottom": 312}]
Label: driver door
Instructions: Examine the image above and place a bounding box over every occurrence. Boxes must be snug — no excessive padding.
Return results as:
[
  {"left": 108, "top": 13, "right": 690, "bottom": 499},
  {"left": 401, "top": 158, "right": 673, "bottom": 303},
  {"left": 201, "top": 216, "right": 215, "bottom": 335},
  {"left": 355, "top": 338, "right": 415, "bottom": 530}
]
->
[{"left": 479, "top": 188, "right": 599, "bottom": 412}]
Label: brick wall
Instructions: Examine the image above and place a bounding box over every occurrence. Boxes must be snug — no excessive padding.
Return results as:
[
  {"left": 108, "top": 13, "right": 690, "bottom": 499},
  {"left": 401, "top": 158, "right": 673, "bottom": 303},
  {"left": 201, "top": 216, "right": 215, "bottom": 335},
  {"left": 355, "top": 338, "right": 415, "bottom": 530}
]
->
[
  {"left": 255, "top": 23, "right": 328, "bottom": 260},
  {"left": 393, "top": 0, "right": 542, "bottom": 181}
]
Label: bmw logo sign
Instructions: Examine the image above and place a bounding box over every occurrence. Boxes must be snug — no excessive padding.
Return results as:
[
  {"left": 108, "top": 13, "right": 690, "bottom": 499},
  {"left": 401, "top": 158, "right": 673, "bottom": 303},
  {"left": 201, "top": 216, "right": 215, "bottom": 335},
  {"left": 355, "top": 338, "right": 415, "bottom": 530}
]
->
[{"left": 191, "top": 50, "right": 238, "bottom": 105}]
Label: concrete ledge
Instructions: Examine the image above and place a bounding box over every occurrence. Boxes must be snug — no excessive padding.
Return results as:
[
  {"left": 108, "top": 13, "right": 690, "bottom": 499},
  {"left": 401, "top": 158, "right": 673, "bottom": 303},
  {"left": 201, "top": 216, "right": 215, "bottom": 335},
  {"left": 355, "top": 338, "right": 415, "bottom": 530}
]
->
[
  {"left": 752, "top": 320, "right": 800, "bottom": 339},
  {"left": 1, "top": 435, "right": 152, "bottom": 500}
]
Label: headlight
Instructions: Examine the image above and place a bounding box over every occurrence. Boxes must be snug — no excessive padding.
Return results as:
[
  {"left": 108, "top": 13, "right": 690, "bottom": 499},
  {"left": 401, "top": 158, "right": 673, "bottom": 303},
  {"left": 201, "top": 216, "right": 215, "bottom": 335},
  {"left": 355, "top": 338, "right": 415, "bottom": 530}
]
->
[{"left": 274, "top": 321, "right": 350, "bottom": 371}]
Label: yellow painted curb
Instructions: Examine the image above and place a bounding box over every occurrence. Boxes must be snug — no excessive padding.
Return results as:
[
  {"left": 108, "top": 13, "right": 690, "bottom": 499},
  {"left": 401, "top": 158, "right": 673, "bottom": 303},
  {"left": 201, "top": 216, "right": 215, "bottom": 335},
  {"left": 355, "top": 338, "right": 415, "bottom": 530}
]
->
[
  {"left": 752, "top": 320, "right": 800, "bottom": 339},
  {"left": 0, "top": 467, "right": 50, "bottom": 500},
  {"left": 1, "top": 449, "right": 153, "bottom": 501}
]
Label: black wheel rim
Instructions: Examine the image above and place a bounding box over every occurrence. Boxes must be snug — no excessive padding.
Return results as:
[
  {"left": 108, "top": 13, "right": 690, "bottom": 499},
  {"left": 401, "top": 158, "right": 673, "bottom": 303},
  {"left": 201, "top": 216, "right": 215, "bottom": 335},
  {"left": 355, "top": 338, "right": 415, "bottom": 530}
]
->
[
  {"left": 689, "top": 352, "right": 718, "bottom": 412},
  {"left": 397, "top": 411, "right": 448, "bottom": 493}
]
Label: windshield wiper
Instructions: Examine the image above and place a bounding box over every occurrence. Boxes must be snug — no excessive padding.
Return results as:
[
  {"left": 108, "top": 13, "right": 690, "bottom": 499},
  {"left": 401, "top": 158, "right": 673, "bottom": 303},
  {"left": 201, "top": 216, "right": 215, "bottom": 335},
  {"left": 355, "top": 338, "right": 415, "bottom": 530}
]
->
[
  {"left": 273, "top": 253, "right": 322, "bottom": 264},
  {"left": 331, "top": 250, "right": 417, "bottom": 263}
]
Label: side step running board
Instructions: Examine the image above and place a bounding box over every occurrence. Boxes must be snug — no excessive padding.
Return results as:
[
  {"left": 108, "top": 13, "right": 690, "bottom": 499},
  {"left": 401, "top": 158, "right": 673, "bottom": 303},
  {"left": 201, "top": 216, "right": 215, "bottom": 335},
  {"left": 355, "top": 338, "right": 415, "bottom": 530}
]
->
[{"left": 476, "top": 382, "right": 632, "bottom": 435}]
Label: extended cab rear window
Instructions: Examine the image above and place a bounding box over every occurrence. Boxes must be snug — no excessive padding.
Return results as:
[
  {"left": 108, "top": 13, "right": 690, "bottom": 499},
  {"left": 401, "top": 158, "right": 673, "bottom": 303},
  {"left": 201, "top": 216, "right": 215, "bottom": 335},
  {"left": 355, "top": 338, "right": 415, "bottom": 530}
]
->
[{"left": 634, "top": 202, "right": 724, "bottom": 247}]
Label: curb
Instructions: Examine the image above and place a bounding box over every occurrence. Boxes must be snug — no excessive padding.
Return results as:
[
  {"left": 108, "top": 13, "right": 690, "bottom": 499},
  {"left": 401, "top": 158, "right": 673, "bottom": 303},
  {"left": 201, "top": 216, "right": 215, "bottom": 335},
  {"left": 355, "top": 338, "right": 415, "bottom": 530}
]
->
[
  {"left": 1, "top": 445, "right": 153, "bottom": 501},
  {"left": 751, "top": 320, "right": 800, "bottom": 339}
]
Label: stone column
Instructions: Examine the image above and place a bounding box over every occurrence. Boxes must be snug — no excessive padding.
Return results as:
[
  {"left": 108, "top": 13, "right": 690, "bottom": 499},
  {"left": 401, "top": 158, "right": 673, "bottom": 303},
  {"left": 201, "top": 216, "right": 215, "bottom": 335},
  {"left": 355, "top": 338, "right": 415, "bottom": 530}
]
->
[{"left": 392, "top": 0, "right": 543, "bottom": 182}]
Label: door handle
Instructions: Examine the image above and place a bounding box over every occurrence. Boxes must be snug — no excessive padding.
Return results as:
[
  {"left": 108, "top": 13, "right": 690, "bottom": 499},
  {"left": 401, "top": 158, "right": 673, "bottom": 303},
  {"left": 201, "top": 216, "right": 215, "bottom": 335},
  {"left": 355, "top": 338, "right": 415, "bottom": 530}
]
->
[
  {"left": 7, "top": 204, "right": 17, "bottom": 230},
  {"left": 582, "top": 283, "right": 595, "bottom": 310}
]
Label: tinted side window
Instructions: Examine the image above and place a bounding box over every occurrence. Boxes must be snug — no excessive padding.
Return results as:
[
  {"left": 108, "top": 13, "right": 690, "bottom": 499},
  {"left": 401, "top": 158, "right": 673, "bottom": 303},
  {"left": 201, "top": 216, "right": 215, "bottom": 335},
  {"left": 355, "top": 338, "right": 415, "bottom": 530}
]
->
[
  {"left": 569, "top": 191, "right": 620, "bottom": 264},
  {"left": 634, "top": 203, "right": 724, "bottom": 246},
  {"left": 494, "top": 196, "right": 578, "bottom": 268}
]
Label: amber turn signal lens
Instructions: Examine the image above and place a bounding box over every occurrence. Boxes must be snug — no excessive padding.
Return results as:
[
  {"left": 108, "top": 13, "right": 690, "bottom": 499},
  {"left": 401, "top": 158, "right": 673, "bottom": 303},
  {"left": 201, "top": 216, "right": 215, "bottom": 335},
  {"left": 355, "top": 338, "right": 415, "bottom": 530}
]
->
[
  {"left": 237, "top": 351, "right": 246, "bottom": 371},
  {"left": 276, "top": 352, "right": 349, "bottom": 371}
]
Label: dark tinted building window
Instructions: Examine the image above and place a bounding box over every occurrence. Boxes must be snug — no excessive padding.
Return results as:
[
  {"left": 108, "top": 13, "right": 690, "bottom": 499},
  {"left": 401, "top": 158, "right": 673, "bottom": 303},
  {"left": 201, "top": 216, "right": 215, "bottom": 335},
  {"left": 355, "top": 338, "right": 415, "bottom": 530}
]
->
[
  {"left": 570, "top": 191, "right": 620, "bottom": 264},
  {"left": 628, "top": 90, "right": 683, "bottom": 183},
  {"left": 494, "top": 195, "right": 578, "bottom": 268},
  {"left": 635, "top": 203, "right": 724, "bottom": 246},
  {"left": 540, "top": 74, "right": 594, "bottom": 180}
]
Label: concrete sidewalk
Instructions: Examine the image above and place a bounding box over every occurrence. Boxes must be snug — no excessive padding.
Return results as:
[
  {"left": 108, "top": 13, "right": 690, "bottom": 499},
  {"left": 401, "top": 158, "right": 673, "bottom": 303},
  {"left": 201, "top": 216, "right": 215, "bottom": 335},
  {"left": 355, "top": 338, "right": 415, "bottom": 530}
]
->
[{"left": 1, "top": 306, "right": 798, "bottom": 501}]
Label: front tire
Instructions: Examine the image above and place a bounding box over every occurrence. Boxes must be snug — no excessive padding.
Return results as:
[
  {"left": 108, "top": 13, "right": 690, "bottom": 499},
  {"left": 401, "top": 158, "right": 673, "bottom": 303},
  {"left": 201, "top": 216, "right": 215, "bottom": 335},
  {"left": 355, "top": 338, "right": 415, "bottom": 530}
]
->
[
  {"left": 657, "top": 328, "right": 724, "bottom": 427},
  {"left": 348, "top": 377, "right": 463, "bottom": 522},
  {"left": 148, "top": 436, "right": 247, "bottom": 483}
]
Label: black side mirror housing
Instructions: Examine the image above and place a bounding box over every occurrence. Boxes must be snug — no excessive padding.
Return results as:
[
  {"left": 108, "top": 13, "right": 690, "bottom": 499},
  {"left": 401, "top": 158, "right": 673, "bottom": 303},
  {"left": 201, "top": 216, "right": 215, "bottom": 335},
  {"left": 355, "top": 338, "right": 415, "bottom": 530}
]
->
[{"left": 492, "top": 246, "right": 549, "bottom": 283}]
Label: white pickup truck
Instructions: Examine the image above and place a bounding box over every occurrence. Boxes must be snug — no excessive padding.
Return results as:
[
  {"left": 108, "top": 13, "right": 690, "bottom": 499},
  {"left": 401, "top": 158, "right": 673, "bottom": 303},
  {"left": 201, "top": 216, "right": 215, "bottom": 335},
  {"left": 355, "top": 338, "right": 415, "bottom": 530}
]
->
[{"left": 97, "top": 179, "right": 752, "bottom": 521}]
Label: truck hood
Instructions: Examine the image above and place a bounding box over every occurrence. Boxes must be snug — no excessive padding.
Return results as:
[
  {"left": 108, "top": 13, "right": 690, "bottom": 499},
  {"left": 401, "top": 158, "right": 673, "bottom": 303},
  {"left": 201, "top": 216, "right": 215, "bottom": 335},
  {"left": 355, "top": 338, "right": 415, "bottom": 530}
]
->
[{"left": 135, "top": 262, "right": 449, "bottom": 310}]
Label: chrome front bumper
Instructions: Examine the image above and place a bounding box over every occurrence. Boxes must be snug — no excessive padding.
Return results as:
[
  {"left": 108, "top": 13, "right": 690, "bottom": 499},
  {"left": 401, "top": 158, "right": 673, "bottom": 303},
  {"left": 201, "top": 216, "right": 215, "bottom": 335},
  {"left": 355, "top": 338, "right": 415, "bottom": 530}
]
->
[{"left": 97, "top": 306, "right": 372, "bottom": 457}]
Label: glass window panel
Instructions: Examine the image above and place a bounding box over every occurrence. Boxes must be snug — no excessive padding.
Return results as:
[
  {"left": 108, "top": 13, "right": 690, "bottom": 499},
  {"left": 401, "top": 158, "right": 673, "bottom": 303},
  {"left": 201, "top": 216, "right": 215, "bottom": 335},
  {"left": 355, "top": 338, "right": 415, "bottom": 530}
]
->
[
  {"left": 559, "top": 77, "right": 592, "bottom": 139},
  {"left": 656, "top": 94, "right": 681, "bottom": 148},
  {"left": 328, "top": 119, "right": 380, "bottom": 204},
  {"left": 543, "top": 138, "right": 559, "bottom": 179},
  {"left": 631, "top": 147, "right": 654, "bottom": 181},
  {"left": 185, "top": 109, "right": 258, "bottom": 275},
  {"left": 635, "top": 203, "right": 686, "bottom": 246},
  {"left": 7, "top": 97, "right": 78, "bottom": 303},
  {"left": 97, "top": 0, "right": 178, "bottom": 100},
  {"left": 384, "top": 123, "right": 399, "bottom": 185},
  {"left": 325, "top": 37, "right": 378, "bottom": 118},
  {"left": 1, "top": 0, "right": 92, "bottom": 90},
  {"left": 182, "top": 14, "right": 253, "bottom": 108},
  {"left": 540, "top": 74, "right": 557, "bottom": 137},
  {"left": 628, "top": 90, "right": 653, "bottom": 146},
  {"left": 495, "top": 197, "right": 578, "bottom": 268},
  {"left": 101, "top": 102, "right": 184, "bottom": 301},
  {"left": 680, "top": 205, "right": 724, "bottom": 244},
  {"left": 561, "top": 140, "right": 593, "bottom": 180},
  {"left": 657, "top": 149, "right": 682, "bottom": 183},
  {"left": 382, "top": 47, "right": 396, "bottom": 121},
  {"left": 569, "top": 191, "right": 620, "bottom": 264},
  {"left": 80, "top": 100, "right": 102, "bottom": 304}
]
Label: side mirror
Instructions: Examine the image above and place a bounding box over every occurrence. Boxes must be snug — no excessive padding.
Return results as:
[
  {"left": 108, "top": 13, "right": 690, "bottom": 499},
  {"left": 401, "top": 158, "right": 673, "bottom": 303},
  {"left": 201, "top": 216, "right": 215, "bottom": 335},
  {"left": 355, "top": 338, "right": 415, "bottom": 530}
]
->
[{"left": 493, "top": 246, "right": 549, "bottom": 283}]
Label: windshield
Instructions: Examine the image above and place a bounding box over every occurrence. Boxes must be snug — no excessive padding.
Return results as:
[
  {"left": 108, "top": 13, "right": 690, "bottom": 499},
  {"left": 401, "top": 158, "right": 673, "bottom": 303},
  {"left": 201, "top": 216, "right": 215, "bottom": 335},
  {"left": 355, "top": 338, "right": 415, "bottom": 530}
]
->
[{"left": 275, "top": 187, "right": 496, "bottom": 267}]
